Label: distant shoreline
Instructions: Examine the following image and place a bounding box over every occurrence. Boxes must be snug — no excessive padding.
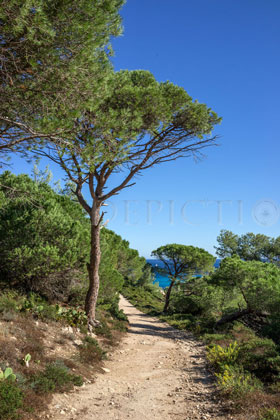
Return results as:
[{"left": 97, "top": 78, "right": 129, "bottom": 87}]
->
[{"left": 146, "top": 258, "right": 221, "bottom": 288}]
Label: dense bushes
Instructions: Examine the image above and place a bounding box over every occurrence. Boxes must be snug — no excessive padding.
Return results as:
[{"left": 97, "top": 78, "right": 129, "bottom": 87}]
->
[
  {"left": 0, "top": 172, "right": 152, "bottom": 310},
  {"left": 32, "top": 361, "right": 83, "bottom": 394},
  {"left": 0, "top": 380, "right": 23, "bottom": 420},
  {"left": 210, "top": 256, "right": 280, "bottom": 317},
  {"left": 0, "top": 171, "right": 90, "bottom": 300}
]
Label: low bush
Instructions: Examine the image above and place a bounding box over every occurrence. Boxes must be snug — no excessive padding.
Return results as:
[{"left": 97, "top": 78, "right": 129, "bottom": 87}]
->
[
  {"left": 260, "top": 409, "right": 280, "bottom": 420},
  {"left": 207, "top": 341, "right": 240, "bottom": 371},
  {"left": 262, "top": 315, "right": 280, "bottom": 345},
  {"left": 237, "top": 338, "right": 280, "bottom": 383},
  {"left": 94, "top": 317, "right": 113, "bottom": 340},
  {"left": 32, "top": 361, "right": 83, "bottom": 393},
  {"left": 122, "top": 284, "right": 164, "bottom": 314},
  {"left": 79, "top": 336, "right": 107, "bottom": 364},
  {"left": 160, "top": 315, "right": 193, "bottom": 330},
  {"left": 0, "top": 380, "right": 23, "bottom": 420},
  {"left": 202, "top": 333, "right": 232, "bottom": 345},
  {"left": 215, "top": 364, "right": 262, "bottom": 399},
  {"left": 0, "top": 291, "right": 24, "bottom": 313}
]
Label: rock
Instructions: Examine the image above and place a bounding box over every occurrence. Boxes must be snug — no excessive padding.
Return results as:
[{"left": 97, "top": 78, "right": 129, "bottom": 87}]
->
[
  {"left": 62, "top": 326, "right": 73, "bottom": 334},
  {"left": 102, "top": 367, "right": 110, "bottom": 373},
  {"left": 60, "top": 410, "right": 66, "bottom": 415}
]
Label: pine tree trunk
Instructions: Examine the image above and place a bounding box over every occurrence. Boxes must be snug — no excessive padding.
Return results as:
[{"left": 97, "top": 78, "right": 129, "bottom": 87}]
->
[
  {"left": 163, "top": 279, "right": 175, "bottom": 312},
  {"left": 85, "top": 203, "right": 101, "bottom": 330}
]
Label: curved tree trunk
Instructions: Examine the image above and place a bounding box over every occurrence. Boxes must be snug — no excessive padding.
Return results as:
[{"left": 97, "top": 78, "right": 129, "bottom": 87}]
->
[
  {"left": 85, "top": 203, "right": 102, "bottom": 331},
  {"left": 215, "top": 308, "right": 253, "bottom": 327},
  {"left": 163, "top": 279, "right": 175, "bottom": 312}
]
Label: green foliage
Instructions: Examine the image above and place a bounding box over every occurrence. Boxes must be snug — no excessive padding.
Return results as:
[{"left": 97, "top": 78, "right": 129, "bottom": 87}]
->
[
  {"left": 215, "top": 364, "right": 262, "bottom": 399},
  {"left": 24, "top": 354, "right": 31, "bottom": 368},
  {"left": 210, "top": 256, "right": 280, "bottom": 313},
  {"left": 237, "top": 338, "right": 280, "bottom": 382},
  {"left": 0, "top": 172, "right": 90, "bottom": 300},
  {"left": 262, "top": 315, "right": 280, "bottom": 345},
  {"left": 0, "top": 291, "right": 25, "bottom": 313},
  {"left": 0, "top": 0, "right": 125, "bottom": 152},
  {"left": 122, "top": 283, "right": 164, "bottom": 315},
  {"left": 168, "top": 277, "right": 226, "bottom": 318},
  {"left": 159, "top": 314, "right": 193, "bottom": 330},
  {"left": 207, "top": 342, "right": 240, "bottom": 371},
  {"left": 215, "top": 230, "right": 280, "bottom": 263},
  {"left": 27, "top": 66, "right": 220, "bottom": 324},
  {"left": 260, "top": 409, "right": 280, "bottom": 420},
  {"left": 0, "top": 367, "right": 16, "bottom": 382},
  {"left": 0, "top": 380, "right": 23, "bottom": 420},
  {"left": 32, "top": 361, "right": 83, "bottom": 393},
  {"left": 79, "top": 336, "right": 107, "bottom": 363},
  {"left": 202, "top": 333, "right": 232, "bottom": 345},
  {"left": 108, "top": 302, "right": 128, "bottom": 322},
  {"left": 151, "top": 244, "right": 215, "bottom": 278},
  {"left": 61, "top": 308, "right": 87, "bottom": 327},
  {"left": 151, "top": 244, "right": 215, "bottom": 311}
]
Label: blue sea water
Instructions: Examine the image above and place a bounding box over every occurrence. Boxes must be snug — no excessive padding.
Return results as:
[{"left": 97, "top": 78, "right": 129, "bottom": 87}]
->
[{"left": 146, "top": 258, "right": 221, "bottom": 289}]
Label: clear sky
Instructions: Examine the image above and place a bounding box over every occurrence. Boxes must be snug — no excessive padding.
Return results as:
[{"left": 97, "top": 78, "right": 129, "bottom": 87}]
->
[{"left": 9, "top": 0, "right": 280, "bottom": 257}]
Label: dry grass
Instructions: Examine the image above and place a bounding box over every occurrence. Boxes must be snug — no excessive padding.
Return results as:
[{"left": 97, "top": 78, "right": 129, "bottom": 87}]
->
[
  {"left": 0, "top": 305, "right": 126, "bottom": 419},
  {"left": 226, "top": 390, "right": 280, "bottom": 420}
]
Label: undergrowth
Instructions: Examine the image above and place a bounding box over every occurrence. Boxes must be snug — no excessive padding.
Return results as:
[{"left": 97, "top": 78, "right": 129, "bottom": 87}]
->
[{"left": 0, "top": 289, "right": 127, "bottom": 419}]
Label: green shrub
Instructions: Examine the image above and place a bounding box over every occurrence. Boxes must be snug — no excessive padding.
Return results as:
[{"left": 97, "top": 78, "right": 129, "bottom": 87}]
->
[
  {"left": 169, "top": 291, "right": 203, "bottom": 315},
  {"left": 122, "top": 284, "right": 164, "bottom": 314},
  {"left": 61, "top": 307, "right": 87, "bottom": 327},
  {"left": 202, "top": 333, "right": 232, "bottom": 345},
  {"left": 112, "top": 319, "right": 128, "bottom": 332},
  {"left": 0, "top": 172, "right": 90, "bottom": 300},
  {"left": 237, "top": 338, "right": 280, "bottom": 382},
  {"left": 260, "top": 409, "right": 280, "bottom": 420},
  {"left": 32, "top": 376, "right": 56, "bottom": 393},
  {"left": 0, "top": 380, "right": 23, "bottom": 420},
  {"left": 262, "top": 315, "right": 280, "bottom": 345},
  {"left": 79, "top": 336, "right": 107, "bottom": 363},
  {"left": 160, "top": 315, "right": 192, "bottom": 330},
  {"left": 207, "top": 341, "right": 239, "bottom": 371},
  {"left": 215, "top": 364, "right": 262, "bottom": 399},
  {"left": 109, "top": 302, "right": 128, "bottom": 321},
  {"left": 0, "top": 291, "right": 23, "bottom": 313},
  {"left": 95, "top": 320, "right": 113, "bottom": 339},
  {"left": 32, "top": 361, "right": 83, "bottom": 393}
]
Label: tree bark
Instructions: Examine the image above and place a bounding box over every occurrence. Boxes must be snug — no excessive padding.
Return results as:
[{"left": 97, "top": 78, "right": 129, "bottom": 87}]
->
[
  {"left": 85, "top": 202, "right": 102, "bottom": 330},
  {"left": 215, "top": 308, "right": 253, "bottom": 327},
  {"left": 163, "top": 279, "right": 175, "bottom": 312}
]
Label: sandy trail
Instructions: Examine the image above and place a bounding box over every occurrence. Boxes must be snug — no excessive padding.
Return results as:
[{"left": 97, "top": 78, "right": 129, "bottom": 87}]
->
[{"left": 48, "top": 296, "right": 227, "bottom": 420}]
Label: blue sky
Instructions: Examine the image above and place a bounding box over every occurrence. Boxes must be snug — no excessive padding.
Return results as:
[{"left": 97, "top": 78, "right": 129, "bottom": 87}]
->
[{"left": 9, "top": 0, "right": 280, "bottom": 257}]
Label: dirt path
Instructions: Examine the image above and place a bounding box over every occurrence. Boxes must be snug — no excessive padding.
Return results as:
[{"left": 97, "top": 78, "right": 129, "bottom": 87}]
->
[{"left": 48, "top": 296, "right": 228, "bottom": 420}]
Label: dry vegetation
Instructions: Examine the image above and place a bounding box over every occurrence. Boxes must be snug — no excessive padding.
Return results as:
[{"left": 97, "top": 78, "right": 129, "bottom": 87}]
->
[{"left": 0, "top": 291, "right": 127, "bottom": 420}]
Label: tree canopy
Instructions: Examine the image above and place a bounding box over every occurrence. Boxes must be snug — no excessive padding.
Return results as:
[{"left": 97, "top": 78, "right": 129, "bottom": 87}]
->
[
  {"left": 215, "top": 230, "right": 280, "bottom": 263},
  {"left": 0, "top": 0, "right": 124, "bottom": 155},
  {"left": 210, "top": 256, "right": 280, "bottom": 325},
  {"left": 32, "top": 69, "right": 221, "bottom": 327},
  {"left": 0, "top": 171, "right": 90, "bottom": 299},
  {"left": 151, "top": 244, "right": 215, "bottom": 312}
]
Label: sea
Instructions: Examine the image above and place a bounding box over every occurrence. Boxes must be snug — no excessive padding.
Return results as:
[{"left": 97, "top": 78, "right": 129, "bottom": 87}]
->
[{"left": 146, "top": 258, "right": 221, "bottom": 288}]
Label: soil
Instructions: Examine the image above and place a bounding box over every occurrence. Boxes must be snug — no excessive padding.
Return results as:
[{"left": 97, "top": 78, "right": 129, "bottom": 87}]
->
[{"left": 48, "top": 296, "right": 230, "bottom": 420}]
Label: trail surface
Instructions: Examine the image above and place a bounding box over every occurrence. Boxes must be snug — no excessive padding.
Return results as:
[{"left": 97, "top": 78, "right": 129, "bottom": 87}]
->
[{"left": 49, "top": 296, "right": 228, "bottom": 420}]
